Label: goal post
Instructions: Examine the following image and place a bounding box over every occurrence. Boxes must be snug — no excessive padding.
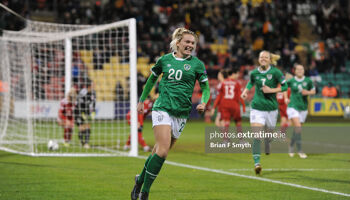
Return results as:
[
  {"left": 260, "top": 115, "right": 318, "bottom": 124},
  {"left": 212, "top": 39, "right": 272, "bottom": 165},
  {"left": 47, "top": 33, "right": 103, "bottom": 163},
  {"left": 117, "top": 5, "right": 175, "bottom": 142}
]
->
[
  {"left": 0, "top": 18, "right": 138, "bottom": 157},
  {"left": 128, "top": 18, "right": 138, "bottom": 157}
]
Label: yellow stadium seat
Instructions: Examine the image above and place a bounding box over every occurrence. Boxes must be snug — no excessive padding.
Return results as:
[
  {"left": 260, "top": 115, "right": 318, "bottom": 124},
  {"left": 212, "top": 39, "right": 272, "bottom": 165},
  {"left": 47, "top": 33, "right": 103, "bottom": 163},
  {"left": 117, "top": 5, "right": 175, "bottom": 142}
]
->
[
  {"left": 137, "top": 63, "right": 151, "bottom": 77},
  {"left": 85, "top": 63, "right": 94, "bottom": 70},
  {"left": 96, "top": 94, "right": 103, "bottom": 101},
  {"left": 119, "top": 64, "right": 130, "bottom": 71},
  {"left": 210, "top": 44, "right": 228, "bottom": 54},
  {"left": 137, "top": 57, "right": 150, "bottom": 64},
  {"left": 80, "top": 50, "right": 93, "bottom": 64},
  {"left": 110, "top": 56, "right": 120, "bottom": 64},
  {"left": 103, "top": 63, "right": 112, "bottom": 71}
]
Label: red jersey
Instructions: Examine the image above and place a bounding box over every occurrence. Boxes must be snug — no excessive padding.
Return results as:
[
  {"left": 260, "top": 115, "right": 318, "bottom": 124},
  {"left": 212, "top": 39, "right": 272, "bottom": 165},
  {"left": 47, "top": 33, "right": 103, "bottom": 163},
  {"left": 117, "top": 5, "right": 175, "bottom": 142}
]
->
[
  {"left": 216, "top": 82, "right": 223, "bottom": 92},
  {"left": 213, "top": 78, "right": 245, "bottom": 110},
  {"left": 277, "top": 88, "right": 291, "bottom": 105},
  {"left": 126, "top": 99, "right": 153, "bottom": 126},
  {"left": 58, "top": 98, "right": 74, "bottom": 121},
  {"left": 142, "top": 99, "right": 153, "bottom": 116}
]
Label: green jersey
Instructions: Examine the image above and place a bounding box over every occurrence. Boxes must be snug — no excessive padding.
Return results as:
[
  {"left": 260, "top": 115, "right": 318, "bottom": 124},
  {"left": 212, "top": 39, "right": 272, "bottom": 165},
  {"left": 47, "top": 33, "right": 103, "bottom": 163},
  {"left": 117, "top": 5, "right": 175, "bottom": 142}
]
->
[
  {"left": 247, "top": 66, "right": 286, "bottom": 111},
  {"left": 287, "top": 76, "right": 315, "bottom": 111},
  {"left": 151, "top": 53, "right": 208, "bottom": 118}
]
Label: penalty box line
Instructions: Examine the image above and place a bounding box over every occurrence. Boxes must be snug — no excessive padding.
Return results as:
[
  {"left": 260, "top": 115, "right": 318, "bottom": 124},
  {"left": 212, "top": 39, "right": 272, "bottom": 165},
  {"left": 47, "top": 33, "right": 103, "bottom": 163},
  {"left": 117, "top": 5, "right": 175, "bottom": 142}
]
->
[{"left": 136, "top": 155, "right": 350, "bottom": 198}]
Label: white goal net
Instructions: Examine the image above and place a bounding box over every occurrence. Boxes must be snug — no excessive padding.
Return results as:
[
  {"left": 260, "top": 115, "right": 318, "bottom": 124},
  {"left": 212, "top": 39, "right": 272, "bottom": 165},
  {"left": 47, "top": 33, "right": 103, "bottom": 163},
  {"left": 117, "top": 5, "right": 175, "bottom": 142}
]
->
[{"left": 0, "top": 18, "right": 138, "bottom": 156}]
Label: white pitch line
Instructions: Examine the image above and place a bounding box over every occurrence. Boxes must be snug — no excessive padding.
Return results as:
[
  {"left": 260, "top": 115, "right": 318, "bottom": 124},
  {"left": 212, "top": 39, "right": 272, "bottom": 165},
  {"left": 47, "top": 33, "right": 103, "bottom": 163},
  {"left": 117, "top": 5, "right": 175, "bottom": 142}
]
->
[
  {"left": 136, "top": 155, "right": 350, "bottom": 198},
  {"left": 226, "top": 168, "right": 350, "bottom": 172}
]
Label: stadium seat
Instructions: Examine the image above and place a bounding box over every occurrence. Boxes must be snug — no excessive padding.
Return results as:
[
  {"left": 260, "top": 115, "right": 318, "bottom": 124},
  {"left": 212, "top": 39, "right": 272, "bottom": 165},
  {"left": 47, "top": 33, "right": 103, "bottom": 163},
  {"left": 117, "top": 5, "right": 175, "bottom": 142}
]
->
[
  {"left": 103, "top": 63, "right": 112, "bottom": 71},
  {"left": 335, "top": 73, "right": 346, "bottom": 80},
  {"left": 80, "top": 50, "right": 93, "bottom": 64},
  {"left": 137, "top": 63, "right": 151, "bottom": 77},
  {"left": 346, "top": 60, "right": 350, "bottom": 71},
  {"left": 109, "top": 56, "right": 120, "bottom": 64},
  {"left": 210, "top": 44, "right": 229, "bottom": 54},
  {"left": 85, "top": 63, "right": 94, "bottom": 70},
  {"left": 137, "top": 57, "right": 150, "bottom": 64}
]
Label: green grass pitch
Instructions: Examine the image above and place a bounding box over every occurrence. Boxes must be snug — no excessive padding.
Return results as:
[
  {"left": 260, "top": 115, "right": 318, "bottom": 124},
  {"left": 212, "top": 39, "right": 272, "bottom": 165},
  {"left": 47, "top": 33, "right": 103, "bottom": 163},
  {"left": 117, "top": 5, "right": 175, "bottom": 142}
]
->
[{"left": 0, "top": 120, "right": 349, "bottom": 200}]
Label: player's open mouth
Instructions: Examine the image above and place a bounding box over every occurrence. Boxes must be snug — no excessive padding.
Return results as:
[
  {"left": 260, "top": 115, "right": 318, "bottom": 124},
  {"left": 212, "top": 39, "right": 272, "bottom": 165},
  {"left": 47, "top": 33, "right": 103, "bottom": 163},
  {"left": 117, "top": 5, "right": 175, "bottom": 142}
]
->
[{"left": 185, "top": 47, "right": 193, "bottom": 51}]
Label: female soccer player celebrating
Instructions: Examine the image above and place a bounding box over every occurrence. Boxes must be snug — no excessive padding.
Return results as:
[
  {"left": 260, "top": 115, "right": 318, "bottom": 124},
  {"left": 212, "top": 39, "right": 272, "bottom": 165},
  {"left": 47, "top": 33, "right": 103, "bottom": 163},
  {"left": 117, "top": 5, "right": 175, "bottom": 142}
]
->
[
  {"left": 285, "top": 64, "right": 315, "bottom": 158},
  {"left": 131, "top": 27, "right": 210, "bottom": 200},
  {"left": 241, "top": 50, "right": 287, "bottom": 175}
]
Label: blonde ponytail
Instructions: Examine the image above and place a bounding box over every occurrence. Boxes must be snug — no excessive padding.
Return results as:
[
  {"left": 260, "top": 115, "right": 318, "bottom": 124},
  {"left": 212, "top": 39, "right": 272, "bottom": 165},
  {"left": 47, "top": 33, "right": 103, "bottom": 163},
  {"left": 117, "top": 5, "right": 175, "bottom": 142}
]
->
[{"left": 270, "top": 53, "right": 280, "bottom": 65}]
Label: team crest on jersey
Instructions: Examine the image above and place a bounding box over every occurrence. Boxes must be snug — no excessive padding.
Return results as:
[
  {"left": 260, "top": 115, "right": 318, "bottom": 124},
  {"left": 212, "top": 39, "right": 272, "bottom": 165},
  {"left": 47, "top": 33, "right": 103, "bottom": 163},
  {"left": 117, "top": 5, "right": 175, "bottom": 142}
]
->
[
  {"left": 184, "top": 64, "right": 191, "bottom": 71},
  {"left": 267, "top": 74, "right": 272, "bottom": 80},
  {"left": 303, "top": 82, "right": 307, "bottom": 87}
]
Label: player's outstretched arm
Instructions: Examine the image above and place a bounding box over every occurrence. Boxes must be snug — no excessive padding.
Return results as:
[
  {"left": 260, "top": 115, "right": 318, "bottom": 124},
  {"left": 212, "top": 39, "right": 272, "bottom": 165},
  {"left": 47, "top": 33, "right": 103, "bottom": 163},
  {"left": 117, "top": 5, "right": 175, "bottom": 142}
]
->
[
  {"left": 241, "top": 88, "right": 249, "bottom": 100},
  {"left": 283, "top": 91, "right": 290, "bottom": 104},
  {"left": 241, "top": 81, "right": 253, "bottom": 100},
  {"left": 139, "top": 74, "right": 158, "bottom": 103},
  {"left": 197, "top": 81, "right": 210, "bottom": 114},
  {"left": 138, "top": 74, "right": 158, "bottom": 114}
]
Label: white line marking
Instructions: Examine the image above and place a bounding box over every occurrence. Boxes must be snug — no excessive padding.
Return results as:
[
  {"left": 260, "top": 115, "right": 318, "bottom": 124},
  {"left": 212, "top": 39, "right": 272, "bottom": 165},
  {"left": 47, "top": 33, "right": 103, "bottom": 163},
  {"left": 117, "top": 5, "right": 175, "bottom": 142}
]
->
[
  {"left": 137, "top": 155, "right": 350, "bottom": 197},
  {"left": 303, "top": 141, "right": 350, "bottom": 150},
  {"left": 68, "top": 147, "right": 350, "bottom": 197},
  {"left": 226, "top": 168, "right": 350, "bottom": 172}
]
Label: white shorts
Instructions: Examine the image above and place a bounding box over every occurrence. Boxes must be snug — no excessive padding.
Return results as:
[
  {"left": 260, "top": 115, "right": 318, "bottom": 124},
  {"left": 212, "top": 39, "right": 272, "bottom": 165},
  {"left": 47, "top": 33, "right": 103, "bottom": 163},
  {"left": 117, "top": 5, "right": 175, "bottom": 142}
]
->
[
  {"left": 287, "top": 107, "right": 308, "bottom": 123},
  {"left": 250, "top": 109, "right": 278, "bottom": 128},
  {"left": 152, "top": 110, "right": 187, "bottom": 139}
]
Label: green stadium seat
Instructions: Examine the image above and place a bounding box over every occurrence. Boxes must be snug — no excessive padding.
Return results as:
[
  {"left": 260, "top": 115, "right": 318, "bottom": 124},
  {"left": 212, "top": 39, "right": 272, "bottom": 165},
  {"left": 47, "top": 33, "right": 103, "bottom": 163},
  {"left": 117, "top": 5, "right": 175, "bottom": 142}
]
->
[
  {"left": 319, "top": 73, "right": 327, "bottom": 80},
  {"left": 330, "top": 73, "right": 335, "bottom": 79},
  {"left": 335, "top": 73, "right": 343, "bottom": 80},
  {"left": 346, "top": 60, "right": 350, "bottom": 67},
  {"left": 342, "top": 87, "right": 349, "bottom": 93},
  {"left": 334, "top": 80, "right": 342, "bottom": 86},
  {"left": 346, "top": 61, "right": 350, "bottom": 73}
]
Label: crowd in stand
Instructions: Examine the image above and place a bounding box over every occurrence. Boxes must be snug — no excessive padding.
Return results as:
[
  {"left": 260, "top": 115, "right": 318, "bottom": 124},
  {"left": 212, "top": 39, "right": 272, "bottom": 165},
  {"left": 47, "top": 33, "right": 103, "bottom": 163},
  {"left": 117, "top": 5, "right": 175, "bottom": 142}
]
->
[{"left": 1, "top": 0, "right": 350, "bottom": 97}]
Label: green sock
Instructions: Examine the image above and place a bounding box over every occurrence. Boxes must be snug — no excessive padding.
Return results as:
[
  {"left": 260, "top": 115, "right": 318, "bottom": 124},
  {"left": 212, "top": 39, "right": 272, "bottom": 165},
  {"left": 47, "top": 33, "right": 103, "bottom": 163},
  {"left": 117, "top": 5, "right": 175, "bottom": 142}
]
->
[
  {"left": 252, "top": 139, "right": 261, "bottom": 165},
  {"left": 137, "top": 154, "right": 153, "bottom": 185},
  {"left": 290, "top": 132, "right": 296, "bottom": 147},
  {"left": 141, "top": 153, "right": 165, "bottom": 193},
  {"left": 295, "top": 133, "right": 302, "bottom": 152}
]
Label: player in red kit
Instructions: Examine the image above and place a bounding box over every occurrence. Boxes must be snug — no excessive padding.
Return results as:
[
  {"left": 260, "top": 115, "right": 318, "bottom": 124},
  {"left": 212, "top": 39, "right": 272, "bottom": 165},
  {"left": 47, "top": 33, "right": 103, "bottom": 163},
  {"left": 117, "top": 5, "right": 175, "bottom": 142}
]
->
[
  {"left": 57, "top": 88, "right": 76, "bottom": 146},
  {"left": 211, "top": 68, "right": 245, "bottom": 140},
  {"left": 123, "top": 99, "right": 153, "bottom": 152},
  {"left": 277, "top": 87, "right": 291, "bottom": 134},
  {"left": 213, "top": 69, "right": 228, "bottom": 127}
]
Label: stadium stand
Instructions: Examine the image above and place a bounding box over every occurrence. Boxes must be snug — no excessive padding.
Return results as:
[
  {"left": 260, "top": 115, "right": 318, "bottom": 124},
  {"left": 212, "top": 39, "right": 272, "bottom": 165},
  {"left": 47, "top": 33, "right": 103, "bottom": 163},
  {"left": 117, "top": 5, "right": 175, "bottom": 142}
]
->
[{"left": 1, "top": 0, "right": 349, "bottom": 100}]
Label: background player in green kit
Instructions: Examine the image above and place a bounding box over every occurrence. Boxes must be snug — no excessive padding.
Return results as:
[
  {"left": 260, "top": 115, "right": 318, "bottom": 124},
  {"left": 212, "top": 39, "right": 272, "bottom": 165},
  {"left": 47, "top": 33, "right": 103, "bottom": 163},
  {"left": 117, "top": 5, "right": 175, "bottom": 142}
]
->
[
  {"left": 241, "top": 50, "right": 288, "bottom": 175},
  {"left": 285, "top": 64, "right": 315, "bottom": 159},
  {"left": 130, "top": 27, "right": 210, "bottom": 200}
]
